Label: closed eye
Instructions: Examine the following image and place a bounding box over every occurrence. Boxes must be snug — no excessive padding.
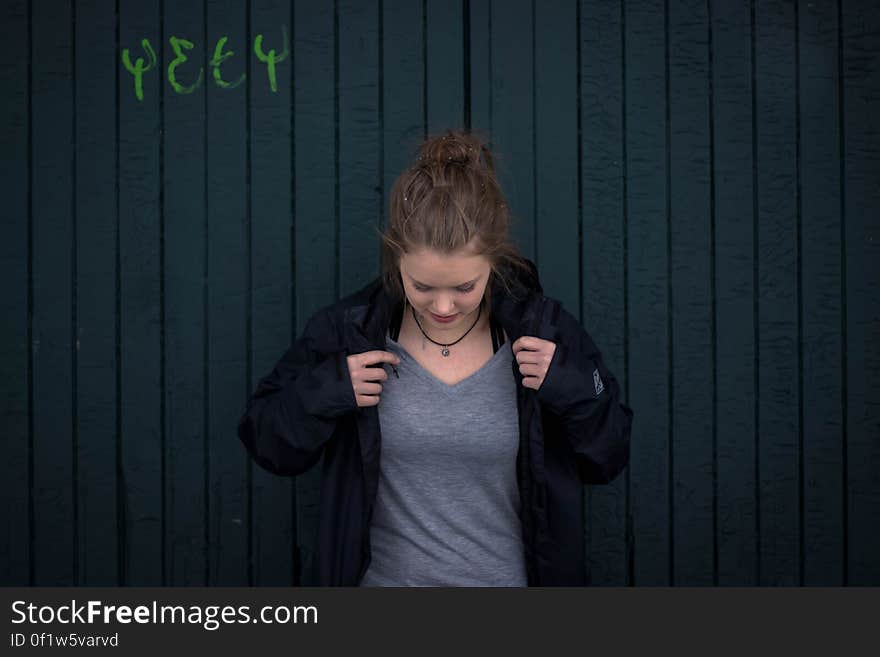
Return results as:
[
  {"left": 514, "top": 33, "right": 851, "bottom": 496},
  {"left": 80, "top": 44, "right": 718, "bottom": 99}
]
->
[{"left": 415, "top": 284, "right": 475, "bottom": 293}]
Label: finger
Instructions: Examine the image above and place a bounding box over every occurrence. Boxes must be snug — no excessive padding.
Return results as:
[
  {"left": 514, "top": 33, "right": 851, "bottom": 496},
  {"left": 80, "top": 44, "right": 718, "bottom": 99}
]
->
[
  {"left": 356, "top": 382, "right": 383, "bottom": 395},
  {"left": 520, "top": 376, "right": 542, "bottom": 390},
  {"left": 517, "top": 363, "right": 544, "bottom": 378},
  {"left": 512, "top": 335, "right": 546, "bottom": 354},
  {"left": 515, "top": 349, "right": 545, "bottom": 365},
  {"left": 359, "top": 367, "right": 389, "bottom": 383},
  {"left": 359, "top": 350, "right": 402, "bottom": 366},
  {"left": 357, "top": 394, "right": 380, "bottom": 407},
  {"left": 516, "top": 346, "right": 554, "bottom": 366}
]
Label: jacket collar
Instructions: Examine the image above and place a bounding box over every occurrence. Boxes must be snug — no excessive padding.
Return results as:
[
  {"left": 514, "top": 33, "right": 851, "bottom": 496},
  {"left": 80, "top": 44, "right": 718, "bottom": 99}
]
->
[{"left": 343, "top": 259, "right": 545, "bottom": 353}]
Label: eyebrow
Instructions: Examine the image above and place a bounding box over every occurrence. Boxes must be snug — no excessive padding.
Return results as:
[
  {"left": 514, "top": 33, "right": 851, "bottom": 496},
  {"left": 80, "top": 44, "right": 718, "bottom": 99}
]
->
[{"left": 408, "top": 275, "right": 479, "bottom": 288}]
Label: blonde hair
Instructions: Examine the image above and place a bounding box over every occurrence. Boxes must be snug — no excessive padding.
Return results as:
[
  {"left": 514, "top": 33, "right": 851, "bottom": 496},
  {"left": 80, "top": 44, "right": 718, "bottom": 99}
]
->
[{"left": 376, "top": 128, "right": 533, "bottom": 305}]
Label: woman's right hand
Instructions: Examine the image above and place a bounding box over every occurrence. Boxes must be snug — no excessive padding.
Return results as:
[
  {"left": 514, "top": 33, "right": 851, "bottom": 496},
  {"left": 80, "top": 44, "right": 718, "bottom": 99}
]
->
[{"left": 346, "top": 350, "right": 401, "bottom": 407}]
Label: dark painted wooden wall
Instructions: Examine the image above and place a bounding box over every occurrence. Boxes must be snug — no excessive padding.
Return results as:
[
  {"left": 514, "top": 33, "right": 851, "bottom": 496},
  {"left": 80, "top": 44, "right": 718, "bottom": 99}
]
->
[{"left": 1, "top": 0, "right": 878, "bottom": 586}]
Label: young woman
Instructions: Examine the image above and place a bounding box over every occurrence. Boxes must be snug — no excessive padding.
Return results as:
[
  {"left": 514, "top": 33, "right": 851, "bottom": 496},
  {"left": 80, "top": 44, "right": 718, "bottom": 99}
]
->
[{"left": 238, "top": 129, "right": 633, "bottom": 586}]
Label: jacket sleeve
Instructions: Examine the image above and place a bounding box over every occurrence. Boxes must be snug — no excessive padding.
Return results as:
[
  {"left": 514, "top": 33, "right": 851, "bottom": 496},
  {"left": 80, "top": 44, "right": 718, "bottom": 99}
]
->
[
  {"left": 535, "top": 305, "right": 633, "bottom": 485},
  {"left": 237, "top": 309, "right": 358, "bottom": 476}
]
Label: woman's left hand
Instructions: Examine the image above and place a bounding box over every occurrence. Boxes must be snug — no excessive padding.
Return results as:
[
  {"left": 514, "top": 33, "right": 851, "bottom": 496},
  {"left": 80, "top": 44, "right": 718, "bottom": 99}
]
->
[{"left": 511, "top": 335, "right": 557, "bottom": 390}]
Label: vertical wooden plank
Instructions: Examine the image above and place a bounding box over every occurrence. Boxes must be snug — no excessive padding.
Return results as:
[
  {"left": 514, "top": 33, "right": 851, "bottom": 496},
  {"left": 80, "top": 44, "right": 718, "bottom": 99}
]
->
[
  {"left": 293, "top": 0, "right": 337, "bottom": 585},
  {"left": 535, "top": 0, "right": 578, "bottom": 307},
  {"left": 374, "top": 3, "right": 422, "bottom": 588},
  {"left": 491, "top": 0, "right": 535, "bottom": 260},
  {"left": 382, "top": 0, "right": 424, "bottom": 212},
  {"left": 625, "top": 0, "right": 670, "bottom": 585},
  {"left": 755, "top": 0, "right": 799, "bottom": 586},
  {"left": 669, "top": 0, "right": 713, "bottom": 585},
  {"left": 119, "top": 0, "right": 163, "bottom": 585},
  {"left": 32, "top": 0, "right": 75, "bottom": 586},
  {"left": 842, "top": 0, "right": 880, "bottom": 585},
  {"left": 468, "top": 0, "right": 491, "bottom": 135},
  {"left": 163, "top": 0, "right": 207, "bottom": 585},
  {"left": 0, "top": 0, "right": 31, "bottom": 585},
  {"left": 250, "top": 0, "right": 295, "bottom": 586},
  {"left": 798, "top": 0, "right": 844, "bottom": 586},
  {"left": 75, "top": 0, "right": 118, "bottom": 585},
  {"left": 581, "top": 0, "right": 629, "bottom": 586},
  {"left": 207, "top": 0, "right": 249, "bottom": 586},
  {"left": 711, "top": 0, "right": 757, "bottom": 586},
  {"left": 426, "top": 0, "right": 464, "bottom": 132},
  {"left": 534, "top": 0, "right": 582, "bottom": 582},
  {"left": 339, "top": 0, "right": 381, "bottom": 294}
]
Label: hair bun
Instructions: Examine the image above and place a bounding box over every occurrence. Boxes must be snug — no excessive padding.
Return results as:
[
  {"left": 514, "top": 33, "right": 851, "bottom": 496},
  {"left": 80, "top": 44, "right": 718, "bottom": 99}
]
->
[{"left": 416, "top": 129, "right": 488, "bottom": 170}]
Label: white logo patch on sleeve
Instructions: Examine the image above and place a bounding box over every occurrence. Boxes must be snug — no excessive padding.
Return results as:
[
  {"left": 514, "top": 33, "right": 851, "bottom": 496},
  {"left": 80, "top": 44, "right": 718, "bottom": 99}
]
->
[{"left": 593, "top": 368, "right": 604, "bottom": 397}]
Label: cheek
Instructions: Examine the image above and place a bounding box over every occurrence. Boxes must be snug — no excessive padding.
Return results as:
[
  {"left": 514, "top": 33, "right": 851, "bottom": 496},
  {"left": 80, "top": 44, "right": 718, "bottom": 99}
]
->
[
  {"left": 407, "top": 288, "right": 429, "bottom": 303},
  {"left": 407, "top": 291, "right": 435, "bottom": 311},
  {"left": 456, "top": 294, "right": 484, "bottom": 314}
]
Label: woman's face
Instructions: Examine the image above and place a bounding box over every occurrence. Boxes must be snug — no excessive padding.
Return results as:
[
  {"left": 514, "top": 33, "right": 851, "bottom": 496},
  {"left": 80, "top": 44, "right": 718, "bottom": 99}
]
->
[{"left": 398, "top": 245, "right": 492, "bottom": 333}]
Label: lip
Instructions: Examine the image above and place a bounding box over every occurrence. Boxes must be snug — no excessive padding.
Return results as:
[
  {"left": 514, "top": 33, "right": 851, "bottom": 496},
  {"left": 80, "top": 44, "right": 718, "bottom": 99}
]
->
[{"left": 430, "top": 312, "right": 459, "bottom": 323}]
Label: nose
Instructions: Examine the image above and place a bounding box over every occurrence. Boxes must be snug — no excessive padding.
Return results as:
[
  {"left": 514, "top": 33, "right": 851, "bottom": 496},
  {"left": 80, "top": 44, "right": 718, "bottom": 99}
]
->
[{"left": 431, "top": 296, "right": 455, "bottom": 315}]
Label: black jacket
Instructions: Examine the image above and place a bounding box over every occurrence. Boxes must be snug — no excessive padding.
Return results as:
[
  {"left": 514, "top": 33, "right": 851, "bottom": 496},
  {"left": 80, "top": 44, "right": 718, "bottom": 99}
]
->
[{"left": 237, "top": 259, "right": 633, "bottom": 586}]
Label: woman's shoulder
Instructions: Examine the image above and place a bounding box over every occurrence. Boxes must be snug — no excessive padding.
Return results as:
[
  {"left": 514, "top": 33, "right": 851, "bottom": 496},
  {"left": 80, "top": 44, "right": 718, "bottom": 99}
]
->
[
  {"left": 297, "top": 275, "right": 384, "bottom": 349},
  {"left": 305, "top": 276, "right": 383, "bottom": 323}
]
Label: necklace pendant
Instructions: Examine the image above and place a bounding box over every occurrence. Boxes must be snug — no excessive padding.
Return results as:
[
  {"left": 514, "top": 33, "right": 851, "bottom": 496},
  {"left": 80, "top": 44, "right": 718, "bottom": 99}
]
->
[{"left": 441, "top": 347, "right": 450, "bottom": 357}]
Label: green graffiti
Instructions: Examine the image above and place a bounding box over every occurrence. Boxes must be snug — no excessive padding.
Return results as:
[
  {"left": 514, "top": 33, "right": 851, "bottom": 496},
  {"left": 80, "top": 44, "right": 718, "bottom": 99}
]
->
[
  {"left": 121, "top": 38, "right": 158, "bottom": 101},
  {"left": 210, "top": 36, "right": 246, "bottom": 89},
  {"left": 168, "top": 36, "right": 204, "bottom": 94},
  {"left": 253, "top": 26, "right": 289, "bottom": 93},
  {"left": 120, "top": 27, "right": 289, "bottom": 99}
]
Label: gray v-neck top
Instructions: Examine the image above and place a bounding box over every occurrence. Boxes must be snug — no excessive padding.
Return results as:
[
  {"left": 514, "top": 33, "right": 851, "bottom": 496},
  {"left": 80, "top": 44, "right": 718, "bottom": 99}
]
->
[{"left": 359, "top": 331, "right": 527, "bottom": 587}]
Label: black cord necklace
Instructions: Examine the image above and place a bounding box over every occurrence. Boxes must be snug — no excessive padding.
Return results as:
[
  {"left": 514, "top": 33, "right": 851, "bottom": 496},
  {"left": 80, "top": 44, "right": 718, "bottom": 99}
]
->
[{"left": 410, "top": 302, "right": 482, "bottom": 357}]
